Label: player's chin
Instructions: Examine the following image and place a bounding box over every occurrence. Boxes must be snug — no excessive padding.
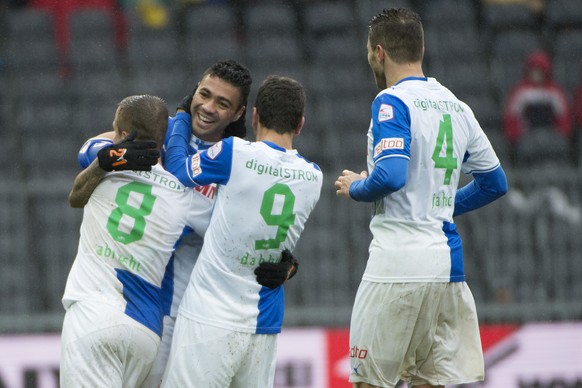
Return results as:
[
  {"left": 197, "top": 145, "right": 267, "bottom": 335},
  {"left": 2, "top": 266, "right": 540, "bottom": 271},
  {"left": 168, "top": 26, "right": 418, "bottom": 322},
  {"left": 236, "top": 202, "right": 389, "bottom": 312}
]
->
[
  {"left": 193, "top": 127, "right": 224, "bottom": 142},
  {"left": 192, "top": 120, "right": 220, "bottom": 137}
]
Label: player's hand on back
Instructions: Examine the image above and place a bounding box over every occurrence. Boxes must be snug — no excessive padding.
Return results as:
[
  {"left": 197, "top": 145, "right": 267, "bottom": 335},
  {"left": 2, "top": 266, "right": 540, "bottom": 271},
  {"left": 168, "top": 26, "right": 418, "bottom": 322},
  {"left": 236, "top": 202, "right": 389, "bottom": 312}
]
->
[
  {"left": 254, "top": 249, "right": 299, "bottom": 289},
  {"left": 97, "top": 130, "right": 160, "bottom": 172}
]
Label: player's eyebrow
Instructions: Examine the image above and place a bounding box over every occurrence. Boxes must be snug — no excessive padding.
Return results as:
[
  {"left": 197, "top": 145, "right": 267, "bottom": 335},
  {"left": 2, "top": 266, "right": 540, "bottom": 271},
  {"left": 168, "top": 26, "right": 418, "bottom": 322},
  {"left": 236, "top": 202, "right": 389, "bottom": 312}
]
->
[
  {"left": 199, "top": 87, "right": 235, "bottom": 109},
  {"left": 216, "top": 95, "right": 234, "bottom": 108}
]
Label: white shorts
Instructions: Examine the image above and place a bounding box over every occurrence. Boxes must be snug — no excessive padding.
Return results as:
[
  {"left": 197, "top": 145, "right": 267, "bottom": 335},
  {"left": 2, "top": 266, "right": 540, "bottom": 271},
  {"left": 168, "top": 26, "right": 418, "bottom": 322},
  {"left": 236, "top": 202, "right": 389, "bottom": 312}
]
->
[
  {"left": 349, "top": 281, "right": 484, "bottom": 387},
  {"left": 141, "top": 315, "right": 176, "bottom": 388},
  {"left": 60, "top": 300, "right": 160, "bottom": 388},
  {"left": 161, "top": 316, "right": 277, "bottom": 388}
]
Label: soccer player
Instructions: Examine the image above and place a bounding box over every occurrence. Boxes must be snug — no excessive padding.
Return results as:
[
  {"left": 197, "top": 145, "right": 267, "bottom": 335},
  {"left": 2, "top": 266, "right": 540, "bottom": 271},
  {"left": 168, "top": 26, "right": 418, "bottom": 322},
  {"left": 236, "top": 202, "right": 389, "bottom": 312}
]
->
[
  {"left": 70, "top": 60, "right": 298, "bottom": 388},
  {"left": 161, "top": 75, "right": 322, "bottom": 387},
  {"left": 60, "top": 95, "right": 196, "bottom": 388},
  {"left": 334, "top": 8, "right": 508, "bottom": 388}
]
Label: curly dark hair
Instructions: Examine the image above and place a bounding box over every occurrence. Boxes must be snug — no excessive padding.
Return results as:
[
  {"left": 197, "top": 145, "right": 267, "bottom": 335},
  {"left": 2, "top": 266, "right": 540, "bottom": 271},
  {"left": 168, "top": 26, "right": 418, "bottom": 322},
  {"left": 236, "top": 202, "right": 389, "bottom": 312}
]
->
[{"left": 202, "top": 59, "right": 252, "bottom": 109}]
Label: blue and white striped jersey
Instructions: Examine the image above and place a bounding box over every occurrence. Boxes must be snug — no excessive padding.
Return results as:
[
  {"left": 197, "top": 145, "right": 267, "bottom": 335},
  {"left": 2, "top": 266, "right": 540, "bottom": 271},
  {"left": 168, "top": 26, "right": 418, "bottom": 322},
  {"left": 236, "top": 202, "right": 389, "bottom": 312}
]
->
[{"left": 364, "top": 77, "right": 500, "bottom": 283}]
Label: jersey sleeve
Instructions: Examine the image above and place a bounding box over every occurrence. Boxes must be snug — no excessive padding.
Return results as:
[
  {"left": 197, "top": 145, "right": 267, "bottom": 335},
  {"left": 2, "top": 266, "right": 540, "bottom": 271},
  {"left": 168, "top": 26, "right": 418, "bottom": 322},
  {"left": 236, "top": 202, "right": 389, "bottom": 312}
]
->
[
  {"left": 454, "top": 165, "right": 508, "bottom": 216},
  {"left": 371, "top": 93, "right": 412, "bottom": 164},
  {"left": 460, "top": 112, "right": 501, "bottom": 174},
  {"left": 349, "top": 157, "right": 408, "bottom": 202},
  {"left": 165, "top": 112, "right": 233, "bottom": 187},
  {"left": 161, "top": 116, "right": 176, "bottom": 165},
  {"left": 77, "top": 138, "right": 113, "bottom": 169}
]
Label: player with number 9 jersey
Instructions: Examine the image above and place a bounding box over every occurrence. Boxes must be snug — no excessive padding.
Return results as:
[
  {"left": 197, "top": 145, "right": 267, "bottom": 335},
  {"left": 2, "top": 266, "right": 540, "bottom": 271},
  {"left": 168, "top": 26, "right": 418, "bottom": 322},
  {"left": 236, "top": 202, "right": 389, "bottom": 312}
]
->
[
  {"left": 162, "top": 76, "right": 322, "bottom": 387},
  {"left": 168, "top": 122, "right": 322, "bottom": 334}
]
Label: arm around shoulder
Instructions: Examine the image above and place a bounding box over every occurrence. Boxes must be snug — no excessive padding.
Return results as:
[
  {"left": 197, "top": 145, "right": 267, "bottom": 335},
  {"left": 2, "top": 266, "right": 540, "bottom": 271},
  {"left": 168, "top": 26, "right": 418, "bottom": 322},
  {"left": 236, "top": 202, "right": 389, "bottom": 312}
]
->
[{"left": 69, "top": 159, "right": 107, "bottom": 208}]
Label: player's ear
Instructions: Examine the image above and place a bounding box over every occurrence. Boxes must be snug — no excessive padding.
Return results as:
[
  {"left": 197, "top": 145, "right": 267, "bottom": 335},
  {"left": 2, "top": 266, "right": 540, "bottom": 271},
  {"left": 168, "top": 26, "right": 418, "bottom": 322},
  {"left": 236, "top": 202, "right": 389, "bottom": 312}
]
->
[
  {"left": 233, "top": 106, "right": 245, "bottom": 123},
  {"left": 114, "top": 129, "right": 129, "bottom": 143},
  {"left": 252, "top": 107, "right": 259, "bottom": 132},
  {"left": 375, "top": 44, "right": 385, "bottom": 63},
  {"left": 294, "top": 116, "right": 305, "bottom": 136}
]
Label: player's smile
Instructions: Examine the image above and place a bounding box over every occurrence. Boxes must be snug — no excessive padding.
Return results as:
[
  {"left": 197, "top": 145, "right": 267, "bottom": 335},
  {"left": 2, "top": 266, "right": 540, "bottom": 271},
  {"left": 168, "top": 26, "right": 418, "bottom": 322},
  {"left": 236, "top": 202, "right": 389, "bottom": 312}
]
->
[{"left": 195, "top": 111, "right": 216, "bottom": 126}]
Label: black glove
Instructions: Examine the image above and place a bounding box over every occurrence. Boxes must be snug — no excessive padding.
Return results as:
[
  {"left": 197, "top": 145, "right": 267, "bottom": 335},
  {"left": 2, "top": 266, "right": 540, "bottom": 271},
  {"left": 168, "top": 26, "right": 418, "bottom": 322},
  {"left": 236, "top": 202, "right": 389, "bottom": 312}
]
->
[
  {"left": 177, "top": 87, "right": 196, "bottom": 113},
  {"left": 97, "top": 131, "right": 159, "bottom": 172},
  {"left": 223, "top": 108, "right": 247, "bottom": 139},
  {"left": 254, "top": 249, "right": 299, "bottom": 289}
]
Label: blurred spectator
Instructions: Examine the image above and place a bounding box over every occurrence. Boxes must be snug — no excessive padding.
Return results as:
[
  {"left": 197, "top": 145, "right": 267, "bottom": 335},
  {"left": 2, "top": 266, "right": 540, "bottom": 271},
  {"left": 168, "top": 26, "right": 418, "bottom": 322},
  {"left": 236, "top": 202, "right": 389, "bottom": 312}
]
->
[
  {"left": 29, "top": 0, "right": 126, "bottom": 56},
  {"left": 503, "top": 50, "right": 573, "bottom": 166},
  {"left": 573, "top": 61, "right": 582, "bottom": 165},
  {"left": 481, "top": 0, "right": 546, "bottom": 16}
]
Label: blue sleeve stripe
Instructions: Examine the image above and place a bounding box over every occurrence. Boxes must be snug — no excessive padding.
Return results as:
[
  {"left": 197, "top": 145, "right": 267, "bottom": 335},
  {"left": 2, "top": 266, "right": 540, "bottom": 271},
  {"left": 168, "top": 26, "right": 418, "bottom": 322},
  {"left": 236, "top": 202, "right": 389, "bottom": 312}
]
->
[
  {"left": 454, "top": 166, "right": 508, "bottom": 217},
  {"left": 374, "top": 154, "right": 410, "bottom": 164},
  {"left": 193, "top": 137, "right": 234, "bottom": 186},
  {"left": 165, "top": 113, "right": 199, "bottom": 186},
  {"left": 77, "top": 138, "right": 113, "bottom": 169},
  {"left": 371, "top": 93, "right": 412, "bottom": 162},
  {"left": 464, "top": 163, "right": 501, "bottom": 175}
]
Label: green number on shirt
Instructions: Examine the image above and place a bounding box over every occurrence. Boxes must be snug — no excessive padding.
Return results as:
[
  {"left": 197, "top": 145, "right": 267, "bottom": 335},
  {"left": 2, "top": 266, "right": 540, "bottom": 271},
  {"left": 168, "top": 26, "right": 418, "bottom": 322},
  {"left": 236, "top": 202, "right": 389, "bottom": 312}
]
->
[
  {"left": 431, "top": 114, "right": 458, "bottom": 185},
  {"left": 255, "top": 183, "right": 296, "bottom": 250},
  {"left": 107, "top": 182, "right": 157, "bottom": 244}
]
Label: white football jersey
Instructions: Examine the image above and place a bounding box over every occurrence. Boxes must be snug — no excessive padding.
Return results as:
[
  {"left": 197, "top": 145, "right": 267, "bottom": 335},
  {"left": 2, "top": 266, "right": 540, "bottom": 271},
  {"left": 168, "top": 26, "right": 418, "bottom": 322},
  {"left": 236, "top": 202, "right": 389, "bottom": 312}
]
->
[
  {"left": 364, "top": 77, "right": 500, "bottom": 283},
  {"left": 62, "top": 165, "right": 193, "bottom": 336},
  {"left": 177, "top": 137, "right": 323, "bottom": 334}
]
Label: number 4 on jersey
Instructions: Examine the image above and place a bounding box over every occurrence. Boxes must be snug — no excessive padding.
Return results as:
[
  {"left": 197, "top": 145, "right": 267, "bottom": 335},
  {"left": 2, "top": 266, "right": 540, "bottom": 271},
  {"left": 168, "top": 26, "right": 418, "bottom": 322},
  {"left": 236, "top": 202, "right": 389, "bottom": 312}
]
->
[{"left": 431, "top": 114, "right": 457, "bottom": 185}]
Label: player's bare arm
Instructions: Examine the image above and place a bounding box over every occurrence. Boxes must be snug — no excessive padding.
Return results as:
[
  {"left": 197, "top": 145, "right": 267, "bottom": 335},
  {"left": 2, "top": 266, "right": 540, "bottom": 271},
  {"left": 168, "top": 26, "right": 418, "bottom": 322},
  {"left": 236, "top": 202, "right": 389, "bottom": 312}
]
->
[
  {"left": 68, "top": 158, "right": 107, "bottom": 208},
  {"left": 68, "top": 132, "right": 114, "bottom": 208},
  {"left": 69, "top": 131, "right": 159, "bottom": 208},
  {"left": 335, "top": 170, "right": 368, "bottom": 198}
]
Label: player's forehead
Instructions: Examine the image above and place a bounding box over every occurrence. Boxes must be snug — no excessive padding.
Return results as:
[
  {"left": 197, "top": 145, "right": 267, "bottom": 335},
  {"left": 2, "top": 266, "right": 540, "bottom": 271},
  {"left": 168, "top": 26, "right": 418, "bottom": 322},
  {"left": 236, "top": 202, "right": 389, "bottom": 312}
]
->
[{"left": 198, "top": 74, "right": 242, "bottom": 107}]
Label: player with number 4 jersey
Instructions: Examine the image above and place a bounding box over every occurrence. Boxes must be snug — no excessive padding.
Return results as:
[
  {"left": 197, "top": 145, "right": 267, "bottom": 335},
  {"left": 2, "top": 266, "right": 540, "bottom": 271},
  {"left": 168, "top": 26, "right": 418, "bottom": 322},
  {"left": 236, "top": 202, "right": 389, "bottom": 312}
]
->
[
  {"left": 161, "top": 76, "right": 322, "bottom": 387},
  {"left": 335, "top": 9, "right": 507, "bottom": 388}
]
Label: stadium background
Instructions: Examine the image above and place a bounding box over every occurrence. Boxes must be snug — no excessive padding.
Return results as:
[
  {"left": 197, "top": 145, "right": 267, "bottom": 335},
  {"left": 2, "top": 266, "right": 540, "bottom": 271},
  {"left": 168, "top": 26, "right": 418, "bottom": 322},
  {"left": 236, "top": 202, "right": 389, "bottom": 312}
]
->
[{"left": 1, "top": 0, "right": 582, "bottom": 387}]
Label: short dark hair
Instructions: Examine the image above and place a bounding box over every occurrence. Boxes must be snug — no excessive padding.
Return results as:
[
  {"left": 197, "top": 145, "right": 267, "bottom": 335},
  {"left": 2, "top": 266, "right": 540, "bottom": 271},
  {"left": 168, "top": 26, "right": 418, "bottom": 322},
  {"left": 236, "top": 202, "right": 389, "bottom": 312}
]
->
[
  {"left": 116, "top": 95, "right": 168, "bottom": 150},
  {"left": 201, "top": 59, "right": 253, "bottom": 109},
  {"left": 368, "top": 8, "right": 424, "bottom": 64},
  {"left": 255, "top": 75, "right": 305, "bottom": 135}
]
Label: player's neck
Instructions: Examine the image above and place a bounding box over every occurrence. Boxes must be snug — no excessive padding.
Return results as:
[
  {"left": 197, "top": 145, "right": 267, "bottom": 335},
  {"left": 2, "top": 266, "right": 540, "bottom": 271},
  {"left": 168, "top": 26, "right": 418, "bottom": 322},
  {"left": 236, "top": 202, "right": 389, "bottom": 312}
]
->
[
  {"left": 385, "top": 62, "right": 424, "bottom": 88},
  {"left": 256, "top": 130, "right": 293, "bottom": 150}
]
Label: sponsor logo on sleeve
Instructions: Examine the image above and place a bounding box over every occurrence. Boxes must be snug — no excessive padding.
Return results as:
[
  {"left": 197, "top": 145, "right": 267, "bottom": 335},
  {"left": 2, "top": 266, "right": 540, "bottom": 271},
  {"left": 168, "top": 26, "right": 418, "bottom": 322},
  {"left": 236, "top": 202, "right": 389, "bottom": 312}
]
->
[
  {"left": 378, "top": 104, "right": 394, "bottom": 122},
  {"left": 373, "top": 137, "right": 404, "bottom": 157},
  {"left": 190, "top": 154, "right": 202, "bottom": 177},
  {"left": 207, "top": 141, "right": 223, "bottom": 160}
]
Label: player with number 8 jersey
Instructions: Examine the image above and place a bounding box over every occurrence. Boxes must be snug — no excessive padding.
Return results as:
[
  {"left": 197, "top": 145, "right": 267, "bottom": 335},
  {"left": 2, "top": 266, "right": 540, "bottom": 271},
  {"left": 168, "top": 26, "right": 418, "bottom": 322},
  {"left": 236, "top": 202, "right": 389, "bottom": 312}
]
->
[{"left": 60, "top": 95, "right": 196, "bottom": 388}]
